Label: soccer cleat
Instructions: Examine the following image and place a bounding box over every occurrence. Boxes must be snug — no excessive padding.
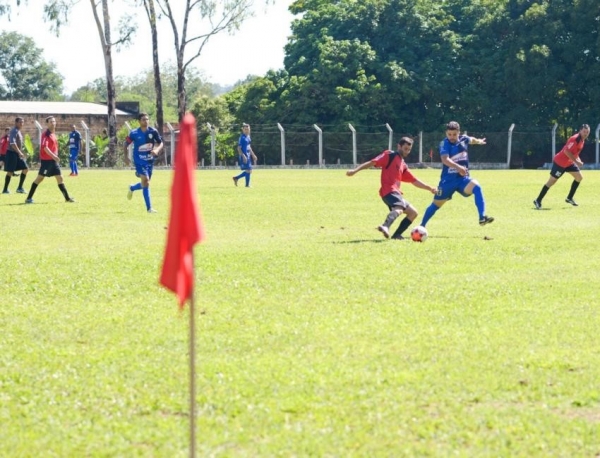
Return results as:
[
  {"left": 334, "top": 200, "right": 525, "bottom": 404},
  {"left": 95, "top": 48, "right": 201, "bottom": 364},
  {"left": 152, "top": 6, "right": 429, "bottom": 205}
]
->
[
  {"left": 232, "top": 177, "right": 238, "bottom": 187},
  {"left": 391, "top": 235, "right": 405, "bottom": 240},
  {"left": 66, "top": 198, "right": 75, "bottom": 203},
  {"left": 479, "top": 215, "right": 494, "bottom": 226},
  {"left": 127, "top": 187, "right": 133, "bottom": 200},
  {"left": 565, "top": 198, "right": 578, "bottom": 207},
  {"left": 533, "top": 199, "right": 541, "bottom": 210},
  {"left": 2, "top": 190, "right": 10, "bottom": 194},
  {"left": 25, "top": 198, "right": 33, "bottom": 204},
  {"left": 147, "top": 208, "right": 157, "bottom": 213},
  {"left": 377, "top": 225, "right": 390, "bottom": 239},
  {"left": 16, "top": 188, "right": 26, "bottom": 194}
]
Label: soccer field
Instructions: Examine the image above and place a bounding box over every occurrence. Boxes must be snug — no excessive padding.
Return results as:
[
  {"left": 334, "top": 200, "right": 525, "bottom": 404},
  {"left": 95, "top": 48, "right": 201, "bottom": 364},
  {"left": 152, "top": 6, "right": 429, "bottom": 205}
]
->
[{"left": 1, "top": 168, "right": 599, "bottom": 456}]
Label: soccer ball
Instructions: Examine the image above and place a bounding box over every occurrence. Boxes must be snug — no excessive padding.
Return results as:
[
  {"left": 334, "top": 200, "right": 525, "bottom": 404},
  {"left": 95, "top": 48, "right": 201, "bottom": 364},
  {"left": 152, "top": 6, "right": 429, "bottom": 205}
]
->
[{"left": 410, "top": 226, "right": 428, "bottom": 242}]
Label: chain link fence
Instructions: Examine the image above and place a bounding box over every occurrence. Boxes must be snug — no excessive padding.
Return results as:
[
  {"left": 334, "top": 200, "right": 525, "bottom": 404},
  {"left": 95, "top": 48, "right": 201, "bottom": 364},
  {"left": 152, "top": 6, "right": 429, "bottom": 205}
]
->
[{"left": 198, "top": 123, "right": 600, "bottom": 169}]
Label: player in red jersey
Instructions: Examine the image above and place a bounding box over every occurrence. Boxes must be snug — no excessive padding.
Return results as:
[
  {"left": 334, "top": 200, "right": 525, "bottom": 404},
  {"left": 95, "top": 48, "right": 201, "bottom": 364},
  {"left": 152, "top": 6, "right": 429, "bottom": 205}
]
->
[
  {"left": 0, "top": 128, "right": 9, "bottom": 170},
  {"left": 533, "top": 124, "right": 590, "bottom": 209},
  {"left": 25, "top": 116, "right": 75, "bottom": 204},
  {"left": 347, "top": 137, "right": 437, "bottom": 240}
]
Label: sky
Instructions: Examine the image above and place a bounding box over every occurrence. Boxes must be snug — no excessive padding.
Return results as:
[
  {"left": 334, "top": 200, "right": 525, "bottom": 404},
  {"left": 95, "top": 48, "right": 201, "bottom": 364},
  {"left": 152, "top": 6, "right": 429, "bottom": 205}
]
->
[{"left": 1, "top": 0, "right": 295, "bottom": 94}]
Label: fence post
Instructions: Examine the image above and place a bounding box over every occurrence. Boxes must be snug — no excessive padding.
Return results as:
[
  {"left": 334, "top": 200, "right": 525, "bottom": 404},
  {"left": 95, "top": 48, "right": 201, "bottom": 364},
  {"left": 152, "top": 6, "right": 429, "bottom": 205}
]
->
[
  {"left": 385, "top": 123, "right": 393, "bottom": 150},
  {"left": 80, "top": 121, "right": 90, "bottom": 168},
  {"left": 277, "top": 123, "right": 285, "bottom": 166},
  {"left": 552, "top": 123, "right": 558, "bottom": 159},
  {"left": 33, "top": 120, "right": 43, "bottom": 156},
  {"left": 313, "top": 124, "right": 323, "bottom": 167},
  {"left": 348, "top": 123, "right": 357, "bottom": 166},
  {"left": 507, "top": 123, "right": 515, "bottom": 168},
  {"left": 595, "top": 124, "right": 600, "bottom": 166},
  {"left": 166, "top": 122, "right": 175, "bottom": 166},
  {"left": 419, "top": 131, "right": 423, "bottom": 163},
  {"left": 206, "top": 123, "right": 215, "bottom": 167}
]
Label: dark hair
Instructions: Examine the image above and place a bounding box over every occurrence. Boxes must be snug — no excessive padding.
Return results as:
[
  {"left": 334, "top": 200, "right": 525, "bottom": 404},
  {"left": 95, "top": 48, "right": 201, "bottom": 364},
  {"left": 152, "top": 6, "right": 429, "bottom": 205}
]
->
[
  {"left": 398, "top": 137, "right": 413, "bottom": 146},
  {"left": 45, "top": 115, "right": 55, "bottom": 122},
  {"left": 242, "top": 123, "right": 250, "bottom": 128},
  {"left": 15, "top": 117, "right": 24, "bottom": 123},
  {"left": 446, "top": 121, "right": 460, "bottom": 131},
  {"left": 580, "top": 124, "right": 590, "bottom": 131},
  {"left": 138, "top": 112, "right": 149, "bottom": 120}
]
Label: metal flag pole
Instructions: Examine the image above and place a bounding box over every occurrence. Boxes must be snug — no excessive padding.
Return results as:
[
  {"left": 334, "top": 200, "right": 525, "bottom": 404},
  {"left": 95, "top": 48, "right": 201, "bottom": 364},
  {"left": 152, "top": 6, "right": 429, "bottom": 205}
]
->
[{"left": 189, "top": 252, "right": 197, "bottom": 458}]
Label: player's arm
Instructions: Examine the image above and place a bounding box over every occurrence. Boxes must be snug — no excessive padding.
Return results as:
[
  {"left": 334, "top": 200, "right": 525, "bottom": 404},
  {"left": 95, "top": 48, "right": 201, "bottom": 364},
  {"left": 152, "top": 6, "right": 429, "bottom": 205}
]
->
[
  {"left": 441, "top": 154, "right": 467, "bottom": 176},
  {"left": 346, "top": 160, "right": 375, "bottom": 176},
  {"left": 151, "top": 140, "right": 164, "bottom": 156},
  {"left": 9, "top": 136, "right": 24, "bottom": 158},
  {"left": 43, "top": 139, "right": 60, "bottom": 162},
  {"left": 563, "top": 148, "right": 583, "bottom": 166},
  {"left": 123, "top": 138, "right": 132, "bottom": 166},
  {"left": 468, "top": 136, "right": 486, "bottom": 145},
  {"left": 411, "top": 179, "right": 437, "bottom": 194},
  {"left": 249, "top": 148, "right": 257, "bottom": 164}
]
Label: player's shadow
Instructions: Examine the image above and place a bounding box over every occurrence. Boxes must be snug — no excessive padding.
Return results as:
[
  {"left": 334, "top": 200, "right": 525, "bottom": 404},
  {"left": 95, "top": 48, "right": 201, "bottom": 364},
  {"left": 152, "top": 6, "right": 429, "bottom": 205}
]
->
[{"left": 333, "top": 239, "right": 388, "bottom": 244}]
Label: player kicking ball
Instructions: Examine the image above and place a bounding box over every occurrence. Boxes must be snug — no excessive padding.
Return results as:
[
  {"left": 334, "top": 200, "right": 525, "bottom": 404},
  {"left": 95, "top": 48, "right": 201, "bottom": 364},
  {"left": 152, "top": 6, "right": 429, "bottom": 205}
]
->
[{"left": 347, "top": 137, "right": 437, "bottom": 240}]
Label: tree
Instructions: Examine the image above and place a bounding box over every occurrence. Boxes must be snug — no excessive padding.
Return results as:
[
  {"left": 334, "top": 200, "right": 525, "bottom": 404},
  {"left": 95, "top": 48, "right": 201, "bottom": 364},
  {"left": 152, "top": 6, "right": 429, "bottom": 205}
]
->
[
  {"left": 140, "top": 0, "right": 164, "bottom": 137},
  {"left": 0, "top": 31, "right": 64, "bottom": 100},
  {"left": 155, "top": 0, "right": 256, "bottom": 121},
  {"left": 43, "top": 0, "right": 135, "bottom": 165}
]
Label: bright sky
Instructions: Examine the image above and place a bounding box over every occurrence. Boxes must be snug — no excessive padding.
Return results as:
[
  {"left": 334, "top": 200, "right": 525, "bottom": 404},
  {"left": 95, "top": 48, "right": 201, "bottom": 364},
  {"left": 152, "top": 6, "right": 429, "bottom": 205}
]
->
[{"left": 1, "top": 0, "right": 295, "bottom": 94}]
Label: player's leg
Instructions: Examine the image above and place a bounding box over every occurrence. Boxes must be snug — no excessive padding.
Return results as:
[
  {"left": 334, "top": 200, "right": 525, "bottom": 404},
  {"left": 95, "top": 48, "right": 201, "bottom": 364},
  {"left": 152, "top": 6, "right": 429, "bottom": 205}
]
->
[
  {"left": 25, "top": 169, "right": 46, "bottom": 202},
  {"left": 128, "top": 169, "right": 143, "bottom": 200},
  {"left": 3, "top": 151, "right": 16, "bottom": 193},
  {"left": 565, "top": 169, "right": 582, "bottom": 206},
  {"left": 421, "top": 182, "right": 450, "bottom": 227},
  {"left": 245, "top": 169, "right": 252, "bottom": 187},
  {"left": 54, "top": 168, "right": 74, "bottom": 202},
  {"left": 72, "top": 152, "right": 79, "bottom": 175},
  {"left": 141, "top": 165, "right": 154, "bottom": 212},
  {"left": 535, "top": 166, "right": 561, "bottom": 208},
  {"left": 391, "top": 204, "right": 417, "bottom": 240},
  {"left": 462, "top": 179, "right": 493, "bottom": 225},
  {"left": 378, "top": 193, "right": 405, "bottom": 238},
  {"left": 16, "top": 160, "right": 28, "bottom": 193}
]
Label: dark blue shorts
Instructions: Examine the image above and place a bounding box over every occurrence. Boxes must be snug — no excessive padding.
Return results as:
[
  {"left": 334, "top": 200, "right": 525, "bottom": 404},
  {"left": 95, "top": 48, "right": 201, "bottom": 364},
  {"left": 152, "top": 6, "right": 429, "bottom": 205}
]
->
[
  {"left": 381, "top": 191, "right": 409, "bottom": 211},
  {"left": 69, "top": 150, "right": 79, "bottom": 161},
  {"left": 39, "top": 160, "right": 61, "bottom": 177},
  {"left": 5, "top": 150, "right": 28, "bottom": 173},
  {"left": 434, "top": 175, "right": 474, "bottom": 201},
  {"left": 135, "top": 162, "right": 154, "bottom": 179},
  {"left": 550, "top": 162, "right": 579, "bottom": 179}
]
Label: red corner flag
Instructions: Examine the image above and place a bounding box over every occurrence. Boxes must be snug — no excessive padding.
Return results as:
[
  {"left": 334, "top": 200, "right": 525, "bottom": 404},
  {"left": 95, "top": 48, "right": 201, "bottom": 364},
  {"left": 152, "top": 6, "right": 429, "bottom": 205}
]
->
[{"left": 160, "top": 113, "right": 205, "bottom": 307}]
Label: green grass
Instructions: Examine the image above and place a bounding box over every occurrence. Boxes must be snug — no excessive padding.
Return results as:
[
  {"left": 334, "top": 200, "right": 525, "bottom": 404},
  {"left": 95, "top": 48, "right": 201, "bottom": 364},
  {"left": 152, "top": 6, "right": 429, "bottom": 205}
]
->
[{"left": 1, "top": 168, "right": 600, "bottom": 456}]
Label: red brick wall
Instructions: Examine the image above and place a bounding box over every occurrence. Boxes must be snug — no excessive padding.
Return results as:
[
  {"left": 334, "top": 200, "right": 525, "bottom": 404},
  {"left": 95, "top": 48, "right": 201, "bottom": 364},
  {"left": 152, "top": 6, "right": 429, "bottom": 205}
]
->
[{"left": 0, "top": 113, "right": 135, "bottom": 142}]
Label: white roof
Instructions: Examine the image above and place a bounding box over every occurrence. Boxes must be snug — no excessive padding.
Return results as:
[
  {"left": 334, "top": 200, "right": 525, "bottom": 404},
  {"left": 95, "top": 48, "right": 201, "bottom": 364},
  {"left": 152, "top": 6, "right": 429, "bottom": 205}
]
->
[{"left": 0, "top": 101, "right": 132, "bottom": 116}]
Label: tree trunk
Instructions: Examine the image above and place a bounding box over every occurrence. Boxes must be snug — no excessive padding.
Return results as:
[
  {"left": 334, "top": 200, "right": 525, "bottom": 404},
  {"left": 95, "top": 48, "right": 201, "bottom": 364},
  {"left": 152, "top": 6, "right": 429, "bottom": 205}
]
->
[{"left": 146, "top": 0, "right": 165, "bottom": 162}]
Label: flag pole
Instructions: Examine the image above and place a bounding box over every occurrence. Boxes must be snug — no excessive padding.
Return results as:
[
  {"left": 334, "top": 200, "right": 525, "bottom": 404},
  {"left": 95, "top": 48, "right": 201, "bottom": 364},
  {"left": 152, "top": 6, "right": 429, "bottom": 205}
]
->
[{"left": 189, "top": 250, "right": 197, "bottom": 458}]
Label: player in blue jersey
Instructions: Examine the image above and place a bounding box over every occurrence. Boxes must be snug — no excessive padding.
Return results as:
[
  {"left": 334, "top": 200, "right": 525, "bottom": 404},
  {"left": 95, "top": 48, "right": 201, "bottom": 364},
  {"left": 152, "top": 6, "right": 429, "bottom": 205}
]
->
[
  {"left": 420, "top": 121, "right": 494, "bottom": 229},
  {"left": 124, "top": 113, "right": 163, "bottom": 213},
  {"left": 68, "top": 124, "right": 83, "bottom": 176},
  {"left": 232, "top": 123, "right": 257, "bottom": 187}
]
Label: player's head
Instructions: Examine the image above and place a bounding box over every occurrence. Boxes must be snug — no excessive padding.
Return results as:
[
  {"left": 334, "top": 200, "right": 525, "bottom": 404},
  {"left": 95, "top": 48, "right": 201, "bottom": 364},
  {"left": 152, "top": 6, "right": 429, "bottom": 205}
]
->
[
  {"left": 4, "top": 128, "right": 8, "bottom": 134},
  {"left": 15, "top": 117, "right": 24, "bottom": 128},
  {"left": 579, "top": 124, "right": 590, "bottom": 140},
  {"left": 446, "top": 121, "right": 460, "bottom": 142},
  {"left": 46, "top": 115, "right": 56, "bottom": 131},
  {"left": 242, "top": 123, "right": 250, "bottom": 133},
  {"left": 138, "top": 112, "right": 150, "bottom": 128},
  {"left": 397, "top": 137, "right": 414, "bottom": 157},
  {"left": 71, "top": 124, "right": 77, "bottom": 131}
]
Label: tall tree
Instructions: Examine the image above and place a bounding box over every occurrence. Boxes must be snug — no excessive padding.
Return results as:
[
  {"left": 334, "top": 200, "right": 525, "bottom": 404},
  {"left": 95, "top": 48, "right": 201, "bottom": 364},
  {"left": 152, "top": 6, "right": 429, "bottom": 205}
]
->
[
  {"left": 43, "top": 0, "right": 134, "bottom": 165},
  {"left": 0, "top": 31, "right": 64, "bottom": 100},
  {"left": 155, "top": 0, "right": 254, "bottom": 121},
  {"left": 140, "top": 0, "right": 164, "bottom": 137}
]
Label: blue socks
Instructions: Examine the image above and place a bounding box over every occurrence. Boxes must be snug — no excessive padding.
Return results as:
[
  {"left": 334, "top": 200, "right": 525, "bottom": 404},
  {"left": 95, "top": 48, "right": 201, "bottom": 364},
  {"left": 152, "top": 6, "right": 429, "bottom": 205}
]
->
[
  {"left": 472, "top": 185, "right": 485, "bottom": 219},
  {"left": 142, "top": 187, "right": 151, "bottom": 210},
  {"left": 421, "top": 203, "right": 439, "bottom": 227},
  {"left": 131, "top": 183, "right": 143, "bottom": 192}
]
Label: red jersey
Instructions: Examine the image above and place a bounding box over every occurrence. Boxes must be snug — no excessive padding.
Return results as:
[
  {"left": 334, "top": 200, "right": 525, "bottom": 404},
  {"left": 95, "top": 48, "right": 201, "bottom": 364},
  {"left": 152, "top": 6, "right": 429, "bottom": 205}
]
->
[
  {"left": 554, "top": 133, "right": 585, "bottom": 168},
  {"left": 40, "top": 130, "right": 58, "bottom": 161},
  {"left": 373, "top": 150, "right": 416, "bottom": 197},
  {"left": 0, "top": 135, "right": 8, "bottom": 155}
]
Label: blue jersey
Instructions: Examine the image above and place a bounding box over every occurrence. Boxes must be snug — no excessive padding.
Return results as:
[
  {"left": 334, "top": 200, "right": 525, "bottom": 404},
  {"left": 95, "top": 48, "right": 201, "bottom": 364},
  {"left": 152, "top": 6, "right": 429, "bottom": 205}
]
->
[
  {"left": 238, "top": 133, "right": 251, "bottom": 157},
  {"left": 439, "top": 135, "right": 471, "bottom": 180},
  {"left": 125, "top": 126, "right": 162, "bottom": 165},
  {"left": 69, "top": 130, "right": 82, "bottom": 152}
]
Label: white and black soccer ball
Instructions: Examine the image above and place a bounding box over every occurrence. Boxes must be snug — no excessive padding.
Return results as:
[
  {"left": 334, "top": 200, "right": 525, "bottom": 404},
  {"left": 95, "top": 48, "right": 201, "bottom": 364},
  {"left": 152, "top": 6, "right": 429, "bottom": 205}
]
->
[{"left": 410, "top": 225, "right": 428, "bottom": 242}]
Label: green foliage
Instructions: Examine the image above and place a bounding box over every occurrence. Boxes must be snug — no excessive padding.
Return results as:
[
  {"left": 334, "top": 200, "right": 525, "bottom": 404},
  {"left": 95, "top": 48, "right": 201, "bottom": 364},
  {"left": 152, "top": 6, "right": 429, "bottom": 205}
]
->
[
  {"left": 2, "top": 169, "right": 600, "bottom": 455},
  {"left": 22, "top": 134, "right": 34, "bottom": 157},
  {"left": 89, "top": 134, "right": 110, "bottom": 167},
  {"left": 0, "top": 31, "right": 64, "bottom": 100}
]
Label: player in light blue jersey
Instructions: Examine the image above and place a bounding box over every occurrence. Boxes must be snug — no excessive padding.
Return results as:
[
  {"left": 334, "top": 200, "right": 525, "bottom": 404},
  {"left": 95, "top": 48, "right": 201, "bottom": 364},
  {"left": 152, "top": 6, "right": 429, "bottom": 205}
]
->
[
  {"left": 232, "top": 123, "right": 257, "bottom": 187},
  {"left": 420, "top": 121, "right": 494, "bottom": 230},
  {"left": 68, "top": 125, "right": 83, "bottom": 176},
  {"left": 124, "top": 113, "right": 163, "bottom": 213}
]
